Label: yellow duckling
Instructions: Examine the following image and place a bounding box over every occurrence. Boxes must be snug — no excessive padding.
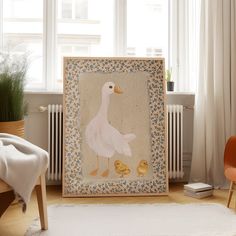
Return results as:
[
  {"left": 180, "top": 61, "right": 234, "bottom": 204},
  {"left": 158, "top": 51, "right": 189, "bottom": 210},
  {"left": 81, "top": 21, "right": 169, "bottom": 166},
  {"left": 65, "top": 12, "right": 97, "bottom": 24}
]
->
[
  {"left": 114, "top": 160, "right": 131, "bottom": 178},
  {"left": 137, "top": 160, "right": 148, "bottom": 177}
]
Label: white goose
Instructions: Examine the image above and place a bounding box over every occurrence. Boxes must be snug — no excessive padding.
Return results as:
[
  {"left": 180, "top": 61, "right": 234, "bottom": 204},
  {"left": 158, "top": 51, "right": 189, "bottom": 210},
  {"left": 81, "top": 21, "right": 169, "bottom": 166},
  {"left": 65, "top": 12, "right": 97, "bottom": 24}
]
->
[{"left": 85, "top": 81, "right": 136, "bottom": 177}]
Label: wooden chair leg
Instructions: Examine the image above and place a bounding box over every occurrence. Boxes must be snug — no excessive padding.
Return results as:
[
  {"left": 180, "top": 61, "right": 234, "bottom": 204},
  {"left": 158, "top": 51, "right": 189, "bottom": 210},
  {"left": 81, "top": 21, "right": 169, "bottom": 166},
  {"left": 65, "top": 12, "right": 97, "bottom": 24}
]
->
[
  {"left": 227, "top": 181, "right": 234, "bottom": 208},
  {"left": 35, "top": 174, "right": 48, "bottom": 230},
  {"left": 0, "top": 190, "right": 15, "bottom": 217}
]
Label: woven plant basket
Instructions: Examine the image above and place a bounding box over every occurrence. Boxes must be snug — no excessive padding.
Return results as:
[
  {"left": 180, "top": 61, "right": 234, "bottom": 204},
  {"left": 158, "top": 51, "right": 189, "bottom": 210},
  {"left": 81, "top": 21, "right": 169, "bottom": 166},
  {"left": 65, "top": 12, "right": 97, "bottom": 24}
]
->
[{"left": 0, "top": 120, "right": 25, "bottom": 138}]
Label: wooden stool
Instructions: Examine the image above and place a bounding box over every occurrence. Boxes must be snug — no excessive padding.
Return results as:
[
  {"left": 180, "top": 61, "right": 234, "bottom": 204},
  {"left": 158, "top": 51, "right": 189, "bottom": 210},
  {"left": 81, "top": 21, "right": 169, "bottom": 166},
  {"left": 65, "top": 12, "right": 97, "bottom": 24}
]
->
[{"left": 0, "top": 174, "right": 48, "bottom": 230}]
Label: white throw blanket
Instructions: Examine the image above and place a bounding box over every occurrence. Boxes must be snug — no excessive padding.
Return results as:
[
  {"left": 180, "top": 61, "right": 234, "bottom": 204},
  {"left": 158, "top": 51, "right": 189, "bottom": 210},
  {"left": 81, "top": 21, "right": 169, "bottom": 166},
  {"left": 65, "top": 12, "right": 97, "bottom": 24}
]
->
[{"left": 0, "top": 133, "right": 49, "bottom": 207}]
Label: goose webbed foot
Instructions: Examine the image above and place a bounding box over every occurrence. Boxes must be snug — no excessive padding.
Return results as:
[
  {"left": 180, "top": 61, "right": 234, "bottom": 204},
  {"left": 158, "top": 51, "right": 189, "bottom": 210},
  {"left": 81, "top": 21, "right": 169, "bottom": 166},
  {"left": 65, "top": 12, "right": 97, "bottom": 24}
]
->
[
  {"left": 89, "top": 168, "right": 98, "bottom": 176},
  {"left": 101, "top": 169, "right": 109, "bottom": 177}
]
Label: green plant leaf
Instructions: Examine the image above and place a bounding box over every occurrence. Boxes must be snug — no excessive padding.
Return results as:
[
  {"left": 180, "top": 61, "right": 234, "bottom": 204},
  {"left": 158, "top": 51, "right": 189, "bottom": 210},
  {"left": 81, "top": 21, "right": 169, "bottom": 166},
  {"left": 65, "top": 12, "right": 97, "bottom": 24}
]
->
[
  {"left": 0, "top": 52, "right": 28, "bottom": 122},
  {"left": 165, "top": 69, "right": 172, "bottom": 82}
]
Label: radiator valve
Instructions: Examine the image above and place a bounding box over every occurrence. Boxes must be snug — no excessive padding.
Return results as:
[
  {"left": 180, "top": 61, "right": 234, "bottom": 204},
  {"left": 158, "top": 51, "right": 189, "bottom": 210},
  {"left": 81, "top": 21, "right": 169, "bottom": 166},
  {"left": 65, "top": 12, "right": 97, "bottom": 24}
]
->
[{"left": 38, "top": 106, "right": 48, "bottom": 112}]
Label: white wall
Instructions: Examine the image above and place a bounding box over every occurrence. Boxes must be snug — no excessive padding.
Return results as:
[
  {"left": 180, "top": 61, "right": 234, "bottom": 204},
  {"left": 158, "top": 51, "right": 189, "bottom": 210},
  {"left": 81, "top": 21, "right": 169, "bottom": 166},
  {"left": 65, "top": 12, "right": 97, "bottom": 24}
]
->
[
  {"left": 24, "top": 92, "right": 194, "bottom": 182},
  {"left": 24, "top": 93, "right": 63, "bottom": 150}
]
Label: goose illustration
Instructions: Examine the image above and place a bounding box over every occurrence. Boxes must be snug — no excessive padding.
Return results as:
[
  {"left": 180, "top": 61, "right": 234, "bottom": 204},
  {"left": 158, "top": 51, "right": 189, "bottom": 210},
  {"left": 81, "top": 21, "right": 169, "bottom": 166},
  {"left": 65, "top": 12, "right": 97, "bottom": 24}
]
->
[{"left": 85, "top": 81, "right": 136, "bottom": 177}]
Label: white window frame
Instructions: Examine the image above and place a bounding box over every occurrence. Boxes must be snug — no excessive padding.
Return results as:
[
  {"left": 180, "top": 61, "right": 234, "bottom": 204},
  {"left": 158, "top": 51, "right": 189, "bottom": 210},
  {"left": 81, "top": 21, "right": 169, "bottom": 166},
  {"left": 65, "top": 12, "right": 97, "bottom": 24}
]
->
[
  {"left": 1, "top": 0, "right": 170, "bottom": 92},
  {"left": 114, "top": 0, "right": 127, "bottom": 56},
  {"left": 44, "top": 0, "right": 57, "bottom": 91}
]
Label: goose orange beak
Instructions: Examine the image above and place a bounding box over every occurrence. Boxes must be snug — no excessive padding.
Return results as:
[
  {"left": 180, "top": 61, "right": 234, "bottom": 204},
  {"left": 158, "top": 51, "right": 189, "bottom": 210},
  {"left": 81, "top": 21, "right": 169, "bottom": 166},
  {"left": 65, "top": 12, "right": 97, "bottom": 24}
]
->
[{"left": 114, "top": 85, "right": 123, "bottom": 94}]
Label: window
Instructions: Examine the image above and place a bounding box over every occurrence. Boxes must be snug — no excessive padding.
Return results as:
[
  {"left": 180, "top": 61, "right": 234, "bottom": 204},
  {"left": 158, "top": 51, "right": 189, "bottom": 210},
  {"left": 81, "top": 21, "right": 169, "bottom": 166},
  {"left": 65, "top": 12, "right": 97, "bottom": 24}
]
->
[
  {"left": 127, "top": 0, "right": 168, "bottom": 58},
  {"left": 1, "top": 0, "right": 200, "bottom": 92},
  {"left": 56, "top": 0, "right": 114, "bottom": 90},
  {"left": 1, "top": 0, "right": 44, "bottom": 89}
]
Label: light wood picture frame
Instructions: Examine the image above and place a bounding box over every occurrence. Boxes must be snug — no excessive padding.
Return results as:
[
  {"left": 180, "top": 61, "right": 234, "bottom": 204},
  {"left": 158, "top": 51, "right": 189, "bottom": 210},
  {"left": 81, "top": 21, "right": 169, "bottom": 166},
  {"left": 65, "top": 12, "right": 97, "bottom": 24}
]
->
[{"left": 63, "top": 57, "right": 168, "bottom": 197}]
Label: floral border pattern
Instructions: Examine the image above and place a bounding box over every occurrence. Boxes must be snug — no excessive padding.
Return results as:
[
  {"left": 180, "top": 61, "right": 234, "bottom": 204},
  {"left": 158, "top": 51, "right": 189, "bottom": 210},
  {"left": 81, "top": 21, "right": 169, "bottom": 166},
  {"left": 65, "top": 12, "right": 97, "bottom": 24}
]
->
[{"left": 63, "top": 57, "right": 168, "bottom": 196}]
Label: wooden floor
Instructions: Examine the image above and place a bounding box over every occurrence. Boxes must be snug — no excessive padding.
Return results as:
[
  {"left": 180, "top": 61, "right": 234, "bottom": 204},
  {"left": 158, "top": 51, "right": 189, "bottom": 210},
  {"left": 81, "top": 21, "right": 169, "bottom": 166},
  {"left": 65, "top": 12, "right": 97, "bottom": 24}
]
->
[{"left": 0, "top": 183, "right": 233, "bottom": 236}]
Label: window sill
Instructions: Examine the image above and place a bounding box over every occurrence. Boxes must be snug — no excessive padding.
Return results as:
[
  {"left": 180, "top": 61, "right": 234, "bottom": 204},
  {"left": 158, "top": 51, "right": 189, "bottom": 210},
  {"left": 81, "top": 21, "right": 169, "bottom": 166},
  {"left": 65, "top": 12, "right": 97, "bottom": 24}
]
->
[
  {"left": 24, "top": 90, "right": 195, "bottom": 96},
  {"left": 24, "top": 90, "right": 63, "bottom": 95},
  {"left": 166, "top": 91, "right": 195, "bottom": 95}
]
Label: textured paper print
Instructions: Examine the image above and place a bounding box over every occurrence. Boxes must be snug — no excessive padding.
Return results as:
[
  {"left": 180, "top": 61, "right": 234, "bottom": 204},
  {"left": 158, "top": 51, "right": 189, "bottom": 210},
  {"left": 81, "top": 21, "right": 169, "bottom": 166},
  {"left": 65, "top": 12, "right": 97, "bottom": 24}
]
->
[{"left": 79, "top": 72, "right": 152, "bottom": 181}]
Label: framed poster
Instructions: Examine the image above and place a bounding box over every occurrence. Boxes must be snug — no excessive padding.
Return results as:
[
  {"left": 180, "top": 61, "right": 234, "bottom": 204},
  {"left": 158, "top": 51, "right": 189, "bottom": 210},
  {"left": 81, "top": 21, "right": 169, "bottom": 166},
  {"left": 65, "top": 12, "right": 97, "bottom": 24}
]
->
[{"left": 63, "top": 57, "right": 168, "bottom": 197}]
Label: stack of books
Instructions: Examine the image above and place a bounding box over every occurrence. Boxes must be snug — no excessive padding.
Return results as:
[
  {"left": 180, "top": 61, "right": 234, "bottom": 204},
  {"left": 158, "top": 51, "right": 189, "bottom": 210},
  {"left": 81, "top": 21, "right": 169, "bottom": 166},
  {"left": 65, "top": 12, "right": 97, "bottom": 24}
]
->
[{"left": 184, "top": 183, "right": 213, "bottom": 199}]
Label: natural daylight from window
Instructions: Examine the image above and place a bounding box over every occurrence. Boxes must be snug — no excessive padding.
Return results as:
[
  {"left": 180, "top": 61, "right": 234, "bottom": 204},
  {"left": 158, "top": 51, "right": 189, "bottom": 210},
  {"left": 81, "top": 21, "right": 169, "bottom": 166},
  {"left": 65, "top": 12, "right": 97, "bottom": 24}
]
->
[{"left": 0, "top": 0, "right": 200, "bottom": 92}]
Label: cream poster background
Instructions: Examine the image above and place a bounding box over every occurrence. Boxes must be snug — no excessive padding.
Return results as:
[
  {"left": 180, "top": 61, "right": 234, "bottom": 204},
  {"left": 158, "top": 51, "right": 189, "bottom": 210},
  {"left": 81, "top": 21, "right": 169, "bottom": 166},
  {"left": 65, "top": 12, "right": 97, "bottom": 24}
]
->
[{"left": 79, "top": 72, "right": 153, "bottom": 181}]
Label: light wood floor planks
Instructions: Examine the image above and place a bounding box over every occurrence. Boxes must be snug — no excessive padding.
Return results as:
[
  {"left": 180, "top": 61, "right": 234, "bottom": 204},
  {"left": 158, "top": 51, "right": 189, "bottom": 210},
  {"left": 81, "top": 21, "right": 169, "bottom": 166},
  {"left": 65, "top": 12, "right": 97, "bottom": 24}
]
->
[{"left": 0, "top": 183, "right": 233, "bottom": 236}]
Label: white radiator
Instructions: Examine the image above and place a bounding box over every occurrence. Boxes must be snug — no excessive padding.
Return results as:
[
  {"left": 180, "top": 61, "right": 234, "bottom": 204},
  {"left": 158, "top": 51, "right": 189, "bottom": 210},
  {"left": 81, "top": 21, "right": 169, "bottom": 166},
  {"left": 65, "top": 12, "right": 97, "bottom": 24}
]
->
[
  {"left": 47, "top": 104, "right": 63, "bottom": 181},
  {"left": 167, "top": 105, "right": 184, "bottom": 179}
]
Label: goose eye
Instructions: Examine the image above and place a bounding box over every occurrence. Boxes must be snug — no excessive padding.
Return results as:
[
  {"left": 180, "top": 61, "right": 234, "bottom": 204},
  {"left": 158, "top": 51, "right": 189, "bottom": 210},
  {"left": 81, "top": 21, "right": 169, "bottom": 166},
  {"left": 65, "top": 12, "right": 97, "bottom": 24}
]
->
[{"left": 109, "top": 85, "right": 113, "bottom": 89}]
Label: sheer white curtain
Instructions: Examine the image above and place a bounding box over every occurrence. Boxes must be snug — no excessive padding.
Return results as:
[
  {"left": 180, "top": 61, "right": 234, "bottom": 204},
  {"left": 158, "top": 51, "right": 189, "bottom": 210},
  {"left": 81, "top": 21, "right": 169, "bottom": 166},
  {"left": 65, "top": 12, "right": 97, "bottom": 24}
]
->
[
  {"left": 190, "top": 0, "right": 236, "bottom": 187},
  {"left": 169, "top": 0, "right": 200, "bottom": 92}
]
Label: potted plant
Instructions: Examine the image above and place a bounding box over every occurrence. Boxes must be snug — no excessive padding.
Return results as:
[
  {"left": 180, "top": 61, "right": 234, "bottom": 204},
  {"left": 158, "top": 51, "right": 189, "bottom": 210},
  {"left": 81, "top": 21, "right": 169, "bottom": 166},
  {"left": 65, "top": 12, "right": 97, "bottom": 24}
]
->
[
  {"left": 0, "top": 52, "right": 28, "bottom": 138},
  {"left": 166, "top": 68, "right": 174, "bottom": 92}
]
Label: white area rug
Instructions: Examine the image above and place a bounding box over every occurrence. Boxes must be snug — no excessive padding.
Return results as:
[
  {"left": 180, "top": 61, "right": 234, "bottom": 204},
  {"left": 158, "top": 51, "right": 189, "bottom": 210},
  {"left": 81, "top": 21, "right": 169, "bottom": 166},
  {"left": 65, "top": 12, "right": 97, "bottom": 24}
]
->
[{"left": 25, "top": 203, "right": 236, "bottom": 236}]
